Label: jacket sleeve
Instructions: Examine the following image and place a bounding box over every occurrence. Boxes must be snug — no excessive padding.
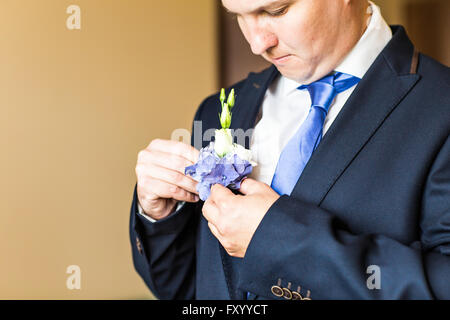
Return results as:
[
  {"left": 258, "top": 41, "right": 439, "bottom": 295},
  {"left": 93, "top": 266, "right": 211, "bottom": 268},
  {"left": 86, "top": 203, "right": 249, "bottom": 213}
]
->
[
  {"left": 239, "top": 135, "right": 450, "bottom": 300},
  {"left": 129, "top": 96, "right": 210, "bottom": 300},
  {"left": 130, "top": 185, "right": 200, "bottom": 300}
]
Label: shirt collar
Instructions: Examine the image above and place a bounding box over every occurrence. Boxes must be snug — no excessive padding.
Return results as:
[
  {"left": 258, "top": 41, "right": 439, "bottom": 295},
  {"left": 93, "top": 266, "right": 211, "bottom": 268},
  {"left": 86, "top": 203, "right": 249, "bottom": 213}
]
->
[
  {"left": 281, "top": 1, "right": 392, "bottom": 97},
  {"left": 335, "top": 1, "right": 392, "bottom": 79}
]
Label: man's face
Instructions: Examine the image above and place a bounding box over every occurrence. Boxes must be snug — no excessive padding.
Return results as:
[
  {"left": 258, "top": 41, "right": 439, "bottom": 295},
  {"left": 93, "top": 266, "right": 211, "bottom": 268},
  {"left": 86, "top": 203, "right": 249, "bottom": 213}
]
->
[{"left": 222, "top": 0, "right": 359, "bottom": 83}]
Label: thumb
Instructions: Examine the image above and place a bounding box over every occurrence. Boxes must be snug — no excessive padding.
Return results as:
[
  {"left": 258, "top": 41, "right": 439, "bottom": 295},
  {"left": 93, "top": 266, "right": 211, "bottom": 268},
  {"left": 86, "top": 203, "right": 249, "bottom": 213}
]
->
[{"left": 239, "top": 178, "right": 262, "bottom": 195}]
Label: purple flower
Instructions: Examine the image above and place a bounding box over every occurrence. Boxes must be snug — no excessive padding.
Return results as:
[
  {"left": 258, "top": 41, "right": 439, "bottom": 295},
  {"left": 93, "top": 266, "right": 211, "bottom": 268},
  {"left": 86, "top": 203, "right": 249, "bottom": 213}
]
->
[{"left": 185, "top": 142, "right": 253, "bottom": 201}]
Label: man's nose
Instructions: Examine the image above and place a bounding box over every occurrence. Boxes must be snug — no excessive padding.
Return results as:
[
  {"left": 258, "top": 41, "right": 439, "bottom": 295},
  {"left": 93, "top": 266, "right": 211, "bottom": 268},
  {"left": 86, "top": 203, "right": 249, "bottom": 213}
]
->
[{"left": 246, "top": 24, "right": 278, "bottom": 56}]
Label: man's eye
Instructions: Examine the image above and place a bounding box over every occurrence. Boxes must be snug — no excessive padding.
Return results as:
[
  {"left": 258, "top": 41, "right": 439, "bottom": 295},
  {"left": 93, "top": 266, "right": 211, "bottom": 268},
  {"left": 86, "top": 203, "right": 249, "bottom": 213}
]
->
[{"left": 264, "top": 7, "right": 288, "bottom": 17}]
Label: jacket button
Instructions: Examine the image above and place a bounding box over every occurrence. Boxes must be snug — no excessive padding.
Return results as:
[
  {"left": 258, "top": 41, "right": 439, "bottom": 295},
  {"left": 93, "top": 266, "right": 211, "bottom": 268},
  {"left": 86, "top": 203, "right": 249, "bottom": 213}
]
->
[
  {"left": 282, "top": 288, "right": 292, "bottom": 300},
  {"left": 271, "top": 285, "right": 283, "bottom": 297},
  {"left": 136, "top": 237, "right": 143, "bottom": 255},
  {"left": 303, "top": 290, "right": 312, "bottom": 300},
  {"left": 282, "top": 282, "right": 293, "bottom": 300},
  {"left": 292, "top": 286, "right": 302, "bottom": 300},
  {"left": 292, "top": 291, "right": 302, "bottom": 300},
  {"left": 271, "top": 279, "right": 284, "bottom": 297}
]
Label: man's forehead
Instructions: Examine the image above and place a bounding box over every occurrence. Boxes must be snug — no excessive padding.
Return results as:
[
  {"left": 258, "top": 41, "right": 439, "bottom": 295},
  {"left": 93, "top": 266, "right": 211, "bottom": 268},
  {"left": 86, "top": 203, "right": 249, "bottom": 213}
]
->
[{"left": 222, "top": 0, "right": 293, "bottom": 14}]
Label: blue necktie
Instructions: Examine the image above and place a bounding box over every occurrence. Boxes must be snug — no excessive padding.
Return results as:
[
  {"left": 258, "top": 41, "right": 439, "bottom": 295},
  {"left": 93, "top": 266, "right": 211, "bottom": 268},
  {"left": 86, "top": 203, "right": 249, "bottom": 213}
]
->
[{"left": 270, "top": 72, "right": 360, "bottom": 196}]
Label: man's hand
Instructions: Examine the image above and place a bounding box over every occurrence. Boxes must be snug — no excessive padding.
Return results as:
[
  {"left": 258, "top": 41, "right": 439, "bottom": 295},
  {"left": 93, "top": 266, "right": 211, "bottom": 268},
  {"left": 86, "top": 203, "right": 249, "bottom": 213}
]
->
[
  {"left": 202, "top": 178, "right": 280, "bottom": 258},
  {"left": 135, "top": 139, "right": 200, "bottom": 221}
]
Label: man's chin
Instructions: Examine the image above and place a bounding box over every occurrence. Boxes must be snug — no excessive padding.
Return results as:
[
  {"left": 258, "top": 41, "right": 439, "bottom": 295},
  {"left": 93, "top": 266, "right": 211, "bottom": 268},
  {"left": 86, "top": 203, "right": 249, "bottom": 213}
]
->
[{"left": 273, "top": 65, "right": 309, "bottom": 83}]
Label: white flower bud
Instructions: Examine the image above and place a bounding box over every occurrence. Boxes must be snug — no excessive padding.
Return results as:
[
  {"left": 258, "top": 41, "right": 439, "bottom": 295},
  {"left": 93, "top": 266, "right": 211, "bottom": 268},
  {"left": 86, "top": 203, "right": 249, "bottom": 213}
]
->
[
  {"left": 214, "top": 129, "right": 234, "bottom": 157},
  {"left": 220, "top": 103, "right": 232, "bottom": 129}
]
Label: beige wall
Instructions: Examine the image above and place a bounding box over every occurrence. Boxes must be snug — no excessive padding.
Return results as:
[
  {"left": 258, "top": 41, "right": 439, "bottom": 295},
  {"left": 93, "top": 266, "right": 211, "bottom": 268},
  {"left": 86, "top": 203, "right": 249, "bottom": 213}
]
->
[{"left": 0, "top": 0, "right": 217, "bottom": 299}]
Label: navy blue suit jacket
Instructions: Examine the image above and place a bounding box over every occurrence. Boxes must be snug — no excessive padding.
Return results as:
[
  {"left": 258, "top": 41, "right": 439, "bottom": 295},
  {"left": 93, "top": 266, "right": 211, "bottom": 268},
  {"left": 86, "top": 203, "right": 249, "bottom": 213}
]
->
[{"left": 130, "top": 26, "right": 450, "bottom": 299}]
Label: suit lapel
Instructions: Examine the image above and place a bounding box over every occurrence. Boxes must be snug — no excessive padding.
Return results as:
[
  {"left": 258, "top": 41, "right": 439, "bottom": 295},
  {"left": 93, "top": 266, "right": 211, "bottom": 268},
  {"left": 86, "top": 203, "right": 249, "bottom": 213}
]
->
[{"left": 290, "top": 26, "right": 421, "bottom": 205}]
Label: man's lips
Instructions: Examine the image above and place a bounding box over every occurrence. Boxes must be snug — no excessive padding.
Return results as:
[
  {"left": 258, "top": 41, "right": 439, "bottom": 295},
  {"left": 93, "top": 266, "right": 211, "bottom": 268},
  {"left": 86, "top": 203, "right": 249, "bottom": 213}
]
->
[{"left": 271, "top": 54, "right": 292, "bottom": 64}]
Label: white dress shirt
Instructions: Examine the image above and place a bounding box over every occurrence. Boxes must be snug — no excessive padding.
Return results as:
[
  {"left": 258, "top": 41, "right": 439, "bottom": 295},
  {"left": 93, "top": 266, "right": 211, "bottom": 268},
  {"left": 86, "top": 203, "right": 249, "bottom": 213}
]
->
[{"left": 138, "top": 1, "right": 392, "bottom": 222}]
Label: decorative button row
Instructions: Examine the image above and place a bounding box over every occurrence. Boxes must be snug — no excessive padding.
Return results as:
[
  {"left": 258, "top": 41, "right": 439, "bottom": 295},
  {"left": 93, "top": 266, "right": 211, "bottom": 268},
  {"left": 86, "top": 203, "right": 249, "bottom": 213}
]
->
[{"left": 271, "top": 279, "right": 311, "bottom": 300}]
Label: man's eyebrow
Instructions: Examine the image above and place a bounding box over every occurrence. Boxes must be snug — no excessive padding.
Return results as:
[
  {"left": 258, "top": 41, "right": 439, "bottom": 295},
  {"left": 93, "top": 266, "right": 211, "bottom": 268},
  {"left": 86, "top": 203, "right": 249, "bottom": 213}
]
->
[{"left": 223, "top": 0, "right": 293, "bottom": 15}]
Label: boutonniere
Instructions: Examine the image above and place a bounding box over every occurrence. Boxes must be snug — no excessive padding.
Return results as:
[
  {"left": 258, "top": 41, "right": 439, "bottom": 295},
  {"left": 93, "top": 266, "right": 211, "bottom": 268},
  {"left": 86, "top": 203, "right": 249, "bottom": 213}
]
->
[{"left": 185, "top": 88, "right": 257, "bottom": 201}]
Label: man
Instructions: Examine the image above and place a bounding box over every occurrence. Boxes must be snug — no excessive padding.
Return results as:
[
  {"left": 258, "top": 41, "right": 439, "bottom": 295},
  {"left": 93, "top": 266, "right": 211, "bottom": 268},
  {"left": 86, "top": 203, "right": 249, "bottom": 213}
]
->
[{"left": 131, "top": 0, "right": 450, "bottom": 299}]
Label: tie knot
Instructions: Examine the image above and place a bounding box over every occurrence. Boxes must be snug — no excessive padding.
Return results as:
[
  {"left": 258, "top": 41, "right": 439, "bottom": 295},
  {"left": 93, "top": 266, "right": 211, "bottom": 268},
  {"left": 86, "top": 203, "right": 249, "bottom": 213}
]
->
[{"left": 297, "top": 72, "right": 360, "bottom": 113}]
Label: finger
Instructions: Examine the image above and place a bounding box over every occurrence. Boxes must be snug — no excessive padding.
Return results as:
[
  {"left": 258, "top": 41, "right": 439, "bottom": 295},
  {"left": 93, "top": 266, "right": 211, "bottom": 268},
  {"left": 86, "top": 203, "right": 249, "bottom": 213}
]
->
[
  {"left": 140, "top": 177, "right": 199, "bottom": 203},
  {"left": 209, "top": 183, "right": 233, "bottom": 204},
  {"left": 202, "top": 198, "right": 220, "bottom": 225},
  {"left": 208, "top": 222, "right": 223, "bottom": 241},
  {"left": 147, "top": 139, "right": 199, "bottom": 164},
  {"left": 238, "top": 178, "right": 263, "bottom": 195},
  {"left": 140, "top": 163, "right": 199, "bottom": 195},
  {"left": 138, "top": 148, "right": 195, "bottom": 176}
]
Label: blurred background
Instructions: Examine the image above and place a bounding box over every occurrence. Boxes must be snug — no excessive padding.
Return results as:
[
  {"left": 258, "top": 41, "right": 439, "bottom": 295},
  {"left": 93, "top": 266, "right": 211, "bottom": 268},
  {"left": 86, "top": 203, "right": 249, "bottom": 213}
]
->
[{"left": 0, "top": 0, "right": 448, "bottom": 299}]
